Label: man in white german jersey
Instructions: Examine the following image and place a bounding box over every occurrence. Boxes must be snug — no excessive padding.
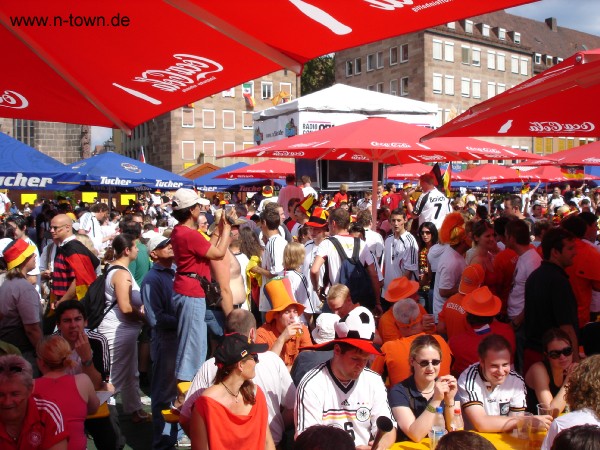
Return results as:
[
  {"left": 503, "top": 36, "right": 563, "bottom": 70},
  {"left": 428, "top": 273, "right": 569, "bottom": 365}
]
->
[
  {"left": 295, "top": 307, "right": 396, "bottom": 449},
  {"left": 404, "top": 173, "right": 451, "bottom": 231}
]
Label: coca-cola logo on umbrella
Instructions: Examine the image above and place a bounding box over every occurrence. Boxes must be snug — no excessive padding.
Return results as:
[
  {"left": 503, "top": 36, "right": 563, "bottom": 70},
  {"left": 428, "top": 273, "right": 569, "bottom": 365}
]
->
[
  {"left": 529, "top": 121, "right": 596, "bottom": 133},
  {"left": 0, "top": 90, "right": 29, "bottom": 109}
]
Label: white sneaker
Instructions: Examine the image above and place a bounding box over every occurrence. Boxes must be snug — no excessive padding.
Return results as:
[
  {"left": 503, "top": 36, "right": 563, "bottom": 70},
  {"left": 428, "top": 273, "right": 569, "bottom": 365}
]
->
[{"left": 177, "top": 436, "right": 191, "bottom": 448}]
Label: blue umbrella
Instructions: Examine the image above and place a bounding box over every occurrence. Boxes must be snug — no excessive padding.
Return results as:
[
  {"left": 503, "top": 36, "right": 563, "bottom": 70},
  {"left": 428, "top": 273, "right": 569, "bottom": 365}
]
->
[
  {"left": 194, "top": 162, "right": 284, "bottom": 192},
  {"left": 68, "top": 152, "right": 193, "bottom": 191},
  {"left": 0, "top": 132, "right": 81, "bottom": 190}
]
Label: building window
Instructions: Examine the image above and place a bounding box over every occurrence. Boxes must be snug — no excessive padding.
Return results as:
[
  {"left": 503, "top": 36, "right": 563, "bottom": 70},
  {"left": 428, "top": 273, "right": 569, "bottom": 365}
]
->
[
  {"left": 444, "top": 75, "right": 455, "bottom": 95},
  {"left": 433, "top": 39, "right": 443, "bottom": 60},
  {"left": 534, "top": 53, "right": 542, "bottom": 64},
  {"left": 390, "top": 47, "right": 398, "bottom": 65},
  {"left": 520, "top": 58, "right": 528, "bottom": 76},
  {"left": 513, "top": 32, "right": 521, "bottom": 44},
  {"left": 222, "top": 87, "right": 235, "bottom": 97},
  {"left": 400, "top": 44, "right": 409, "bottom": 62},
  {"left": 472, "top": 48, "right": 481, "bottom": 66},
  {"left": 497, "top": 53, "right": 505, "bottom": 71},
  {"left": 482, "top": 24, "right": 490, "bottom": 37},
  {"left": 222, "top": 110, "right": 235, "bottom": 129},
  {"left": 280, "top": 82, "right": 292, "bottom": 96},
  {"left": 497, "top": 83, "right": 506, "bottom": 94},
  {"left": 345, "top": 60, "right": 353, "bottom": 76},
  {"left": 444, "top": 42, "right": 454, "bottom": 62},
  {"left": 487, "top": 82, "right": 496, "bottom": 99},
  {"left": 181, "top": 141, "right": 196, "bottom": 160},
  {"left": 13, "top": 120, "right": 35, "bottom": 146},
  {"left": 487, "top": 50, "right": 496, "bottom": 69},
  {"left": 461, "top": 78, "right": 470, "bottom": 97},
  {"left": 447, "top": 21, "right": 455, "bottom": 30},
  {"left": 243, "top": 142, "right": 254, "bottom": 150},
  {"left": 367, "top": 84, "right": 375, "bottom": 91},
  {"left": 433, "top": 73, "right": 443, "bottom": 94},
  {"left": 472, "top": 80, "right": 481, "bottom": 99},
  {"left": 203, "top": 141, "right": 216, "bottom": 158},
  {"left": 202, "top": 109, "right": 215, "bottom": 128},
  {"left": 376, "top": 82, "right": 384, "bottom": 93},
  {"left": 376, "top": 51, "right": 384, "bottom": 69},
  {"left": 461, "top": 45, "right": 470, "bottom": 64},
  {"left": 401, "top": 77, "right": 409, "bottom": 96},
  {"left": 545, "top": 55, "right": 552, "bottom": 65},
  {"left": 511, "top": 55, "right": 519, "bottom": 73},
  {"left": 390, "top": 79, "right": 398, "bottom": 96},
  {"left": 182, "top": 107, "right": 195, "bottom": 128},
  {"left": 465, "top": 20, "right": 473, "bottom": 34},
  {"left": 355, "top": 57, "right": 362, "bottom": 74},
  {"left": 223, "top": 142, "right": 235, "bottom": 156},
  {"left": 242, "top": 112, "right": 253, "bottom": 129},
  {"left": 498, "top": 28, "right": 506, "bottom": 40},
  {"left": 261, "top": 82, "right": 273, "bottom": 99},
  {"left": 367, "top": 54, "right": 375, "bottom": 71}
]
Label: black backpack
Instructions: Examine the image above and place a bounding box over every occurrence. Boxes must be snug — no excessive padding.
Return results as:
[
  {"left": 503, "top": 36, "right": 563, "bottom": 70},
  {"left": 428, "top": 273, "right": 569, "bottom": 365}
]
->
[
  {"left": 80, "top": 265, "right": 127, "bottom": 330},
  {"left": 328, "top": 237, "right": 375, "bottom": 309}
]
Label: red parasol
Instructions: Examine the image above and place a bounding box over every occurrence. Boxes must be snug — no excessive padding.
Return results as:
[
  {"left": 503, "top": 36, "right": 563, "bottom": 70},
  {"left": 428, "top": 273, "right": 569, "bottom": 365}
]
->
[
  {"left": 0, "top": 0, "right": 538, "bottom": 133},
  {"left": 215, "top": 159, "right": 294, "bottom": 180},
  {"left": 387, "top": 163, "right": 433, "bottom": 180},
  {"left": 423, "top": 49, "right": 600, "bottom": 139},
  {"left": 453, "top": 164, "right": 523, "bottom": 182}
]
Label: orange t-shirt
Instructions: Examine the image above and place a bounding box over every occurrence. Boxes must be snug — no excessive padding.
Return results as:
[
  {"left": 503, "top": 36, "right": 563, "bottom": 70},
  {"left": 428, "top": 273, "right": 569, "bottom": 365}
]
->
[
  {"left": 255, "top": 321, "right": 312, "bottom": 367},
  {"left": 371, "top": 332, "right": 452, "bottom": 386},
  {"left": 493, "top": 248, "right": 518, "bottom": 312},
  {"left": 195, "top": 387, "right": 268, "bottom": 449},
  {"left": 437, "top": 293, "right": 469, "bottom": 340},
  {"left": 566, "top": 239, "right": 600, "bottom": 328},
  {"left": 378, "top": 303, "right": 428, "bottom": 344}
]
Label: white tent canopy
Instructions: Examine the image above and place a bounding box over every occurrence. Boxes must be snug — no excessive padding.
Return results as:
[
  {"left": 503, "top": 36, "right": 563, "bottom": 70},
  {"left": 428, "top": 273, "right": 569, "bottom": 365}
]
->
[{"left": 254, "top": 83, "right": 437, "bottom": 120}]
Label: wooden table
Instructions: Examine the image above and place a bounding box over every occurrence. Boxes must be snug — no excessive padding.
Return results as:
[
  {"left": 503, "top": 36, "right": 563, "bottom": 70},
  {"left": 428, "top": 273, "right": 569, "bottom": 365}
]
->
[{"left": 391, "top": 431, "right": 541, "bottom": 450}]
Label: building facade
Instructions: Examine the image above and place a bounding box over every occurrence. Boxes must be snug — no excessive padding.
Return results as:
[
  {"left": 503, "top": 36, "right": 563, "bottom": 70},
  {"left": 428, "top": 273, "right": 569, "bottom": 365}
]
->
[
  {"left": 118, "top": 69, "right": 298, "bottom": 173},
  {"left": 335, "top": 10, "right": 600, "bottom": 158}
]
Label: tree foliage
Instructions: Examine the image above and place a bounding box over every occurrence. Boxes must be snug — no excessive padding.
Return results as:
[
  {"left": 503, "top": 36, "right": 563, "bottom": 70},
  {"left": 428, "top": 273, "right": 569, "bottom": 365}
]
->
[{"left": 300, "top": 55, "right": 335, "bottom": 96}]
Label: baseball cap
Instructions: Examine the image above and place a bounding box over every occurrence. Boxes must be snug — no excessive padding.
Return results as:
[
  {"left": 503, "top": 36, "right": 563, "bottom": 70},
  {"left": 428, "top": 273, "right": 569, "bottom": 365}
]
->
[
  {"left": 458, "top": 264, "right": 485, "bottom": 295},
  {"left": 171, "top": 188, "right": 200, "bottom": 211},
  {"left": 147, "top": 234, "right": 171, "bottom": 253},
  {"left": 199, "top": 197, "right": 211, "bottom": 207},
  {"left": 213, "top": 333, "right": 268, "bottom": 368}
]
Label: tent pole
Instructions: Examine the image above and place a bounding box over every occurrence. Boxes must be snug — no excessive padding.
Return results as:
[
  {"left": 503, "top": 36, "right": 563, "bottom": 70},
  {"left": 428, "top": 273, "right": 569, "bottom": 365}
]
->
[
  {"left": 372, "top": 160, "right": 379, "bottom": 230},
  {"left": 487, "top": 182, "right": 491, "bottom": 214}
]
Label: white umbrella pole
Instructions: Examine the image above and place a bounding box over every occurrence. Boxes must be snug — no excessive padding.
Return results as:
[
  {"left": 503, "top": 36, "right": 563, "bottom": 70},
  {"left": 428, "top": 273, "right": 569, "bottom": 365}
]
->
[
  {"left": 487, "top": 182, "right": 491, "bottom": 214},
  {"left": 372, "top": 160, "right": 379, "bottom": 230}
]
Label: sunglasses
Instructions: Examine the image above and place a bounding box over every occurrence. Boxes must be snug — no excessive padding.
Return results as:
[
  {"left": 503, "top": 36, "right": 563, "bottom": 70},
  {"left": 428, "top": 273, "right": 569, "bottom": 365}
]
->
[
  {"left": 50, "top": 225, "right": 67, "bottom": 231},
  {"left": 250, "top": 354, "right": 259, "bottom": 363},
  {"left": 0, "top": 365, "right": 24, "bottom": 373},
  {"left": 546, "top": 347, "right": 573, "bottom": 359},
  {"left": 420, "top": 230, "right": 432, "bottom": 235},
  {"left": 414, "top": 359, "right": 441, "bottom": 368}
]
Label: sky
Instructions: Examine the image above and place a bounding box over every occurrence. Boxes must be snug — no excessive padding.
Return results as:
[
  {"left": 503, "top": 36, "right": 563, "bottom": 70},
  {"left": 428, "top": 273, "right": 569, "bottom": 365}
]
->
[{"left": 507, "top": 0, "right": 600, "bottom": 36}]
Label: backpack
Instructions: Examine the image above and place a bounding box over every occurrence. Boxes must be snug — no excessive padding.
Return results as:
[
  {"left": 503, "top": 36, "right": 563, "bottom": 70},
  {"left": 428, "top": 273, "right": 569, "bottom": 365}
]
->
[
  {"left": 80, "top": 265, "right": 127, "bottom": 330},
  {"left": 328, "top": 237, "right": 375, "bottom": 309}
]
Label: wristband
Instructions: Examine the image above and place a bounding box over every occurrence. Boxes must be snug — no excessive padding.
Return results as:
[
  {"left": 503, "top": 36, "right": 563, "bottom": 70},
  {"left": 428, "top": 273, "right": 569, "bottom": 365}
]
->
[
  {"left": 425, "top": 403, "right": 437, "bottom": 414},
  {"left": 82, "top": 358, "right": 93, "bottom": 368}
]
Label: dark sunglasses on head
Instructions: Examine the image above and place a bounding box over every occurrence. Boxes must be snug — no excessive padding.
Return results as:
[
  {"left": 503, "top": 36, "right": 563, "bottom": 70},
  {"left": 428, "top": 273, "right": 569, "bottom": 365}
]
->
[
  {"left": 415, "top": 359, "right": 441, "bottom": 368},
  {"left": 250, "top": 354, "right": 259, "bottom": 363},
  {"left": 546, "top": 347, "right": 573, "bottom": 359},
  {"left": 0, "top": 365, "right": 24, "bottom": 373}
]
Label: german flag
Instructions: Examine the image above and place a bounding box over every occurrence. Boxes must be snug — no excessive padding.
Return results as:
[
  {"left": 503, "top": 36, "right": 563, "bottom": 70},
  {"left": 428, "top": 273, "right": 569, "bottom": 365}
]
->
[{"left": 561, "top": 165, "right": 585, "bottom": 179}]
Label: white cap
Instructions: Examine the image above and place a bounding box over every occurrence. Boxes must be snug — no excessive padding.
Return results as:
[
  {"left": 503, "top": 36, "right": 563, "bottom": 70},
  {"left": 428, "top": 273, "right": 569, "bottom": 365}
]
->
[
  {"left": 147, "top": 234, "right": 171, "bottom": 253},
  {"left": 311, "top": 313, "right": 340, "bottom": 344},
  {"left": 171, "top": 188, "right": 200, "bottom": 211}
]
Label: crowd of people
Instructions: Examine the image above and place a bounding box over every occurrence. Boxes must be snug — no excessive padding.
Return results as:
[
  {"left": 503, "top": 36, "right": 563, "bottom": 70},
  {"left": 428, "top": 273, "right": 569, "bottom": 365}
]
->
[{"left": 1, "top": 172, "right": 600, "bottom": 450}]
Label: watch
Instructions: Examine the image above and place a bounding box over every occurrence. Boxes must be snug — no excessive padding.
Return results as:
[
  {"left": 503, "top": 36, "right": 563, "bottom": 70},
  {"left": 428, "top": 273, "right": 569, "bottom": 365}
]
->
[{"left": 82, "top": 358, "right": 93, "bottom": 367}]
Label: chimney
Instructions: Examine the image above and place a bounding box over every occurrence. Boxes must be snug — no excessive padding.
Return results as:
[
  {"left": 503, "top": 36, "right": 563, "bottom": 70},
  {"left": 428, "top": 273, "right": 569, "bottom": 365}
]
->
[{"left": 545, "top": 17, "right": 558, "bottom": 32}]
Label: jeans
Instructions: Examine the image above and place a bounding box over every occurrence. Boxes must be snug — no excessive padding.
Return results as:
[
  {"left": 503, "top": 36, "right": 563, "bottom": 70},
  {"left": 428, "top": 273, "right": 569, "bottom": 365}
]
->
[{"left": 173, "top": 294, "right": 207, "bottom": 381}]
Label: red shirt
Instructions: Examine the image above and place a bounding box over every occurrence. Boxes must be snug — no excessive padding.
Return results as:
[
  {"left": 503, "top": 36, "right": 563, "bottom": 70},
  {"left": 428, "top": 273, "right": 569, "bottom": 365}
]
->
[
  {"left": 0, "top": 396, "right": 68, "bottom": 450},
  {"left": 566, "top": 238, "right": 600, "bottom": 328},
  {"left": 493, "top": 248, "right": 518, "bottom": 312},
  {"left": 333, "top": 192, "right": 348, "bottom": 208},
  {"left": 381, "top": 193, "right": 403, "bottom": 212},
  {"left": 171, "top": 225, "right": 212, "bottom": 297}
]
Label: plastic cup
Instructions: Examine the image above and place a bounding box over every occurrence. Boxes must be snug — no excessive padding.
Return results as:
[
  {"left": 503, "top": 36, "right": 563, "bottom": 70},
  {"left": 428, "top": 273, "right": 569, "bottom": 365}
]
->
[
  {"left": 422, "top": 314, "right": 436, "bottom": 333},
  {"left": 537, "top": 403, "right": 555, "bottom": 418},
  {"left": 527, "top": 417, "right": 547, "bottom": 449},
  {"left": 515, "top": 412, "right": 533, "bottom": 440}
]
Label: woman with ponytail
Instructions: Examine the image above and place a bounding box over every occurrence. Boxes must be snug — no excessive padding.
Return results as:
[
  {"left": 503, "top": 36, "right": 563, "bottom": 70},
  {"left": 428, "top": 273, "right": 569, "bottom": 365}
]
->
[
  {"left": 34, "top": 335, "right": 99, "bottom": 450},
  {"left": 98, "top": 233, "right": 149, "bottom": 423}
]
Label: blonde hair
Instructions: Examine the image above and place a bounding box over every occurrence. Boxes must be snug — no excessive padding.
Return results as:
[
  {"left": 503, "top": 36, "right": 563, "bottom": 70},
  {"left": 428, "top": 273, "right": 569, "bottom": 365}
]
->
[
  {"left": 37, "top": 335, "right": 76, "bottom": 371},
  {"left": 328, "top": 284, "right": 350, "bottom": 302},
  {"left": 283, "top": 242, "right": 305, "bottom": 270},
  {"left": 76, "top": 233, "right": 98, "bottom": 255}
]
